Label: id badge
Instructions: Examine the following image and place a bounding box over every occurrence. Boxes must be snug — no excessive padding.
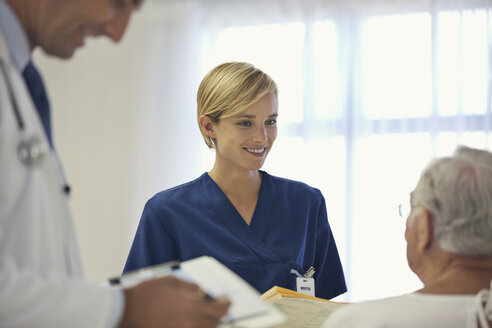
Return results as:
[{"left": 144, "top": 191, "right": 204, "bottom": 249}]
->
[{"left": 296, "top": 277, "right": 315, "bottom": 296}]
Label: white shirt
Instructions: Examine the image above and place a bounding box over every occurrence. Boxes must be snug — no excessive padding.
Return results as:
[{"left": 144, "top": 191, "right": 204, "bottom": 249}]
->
[
  {"left": 324, "top": 287, "right": 492, "bottom": 328},
  {"left": 0, "top": 0, "right": 29, "bottom": 72}
]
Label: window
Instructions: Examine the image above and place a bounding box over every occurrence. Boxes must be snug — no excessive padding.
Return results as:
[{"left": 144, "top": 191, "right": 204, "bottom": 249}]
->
[{"left": 198, "top": 5, "right": 492, "bottom": 301}]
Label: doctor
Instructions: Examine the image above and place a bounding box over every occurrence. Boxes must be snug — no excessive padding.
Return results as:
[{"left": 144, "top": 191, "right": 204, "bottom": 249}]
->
[{"left": 0, "top": 0, "right": 229, "bottom": 327}]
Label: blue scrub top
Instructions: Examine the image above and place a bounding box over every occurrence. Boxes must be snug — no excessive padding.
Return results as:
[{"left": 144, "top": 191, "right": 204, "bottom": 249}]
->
[{"left": 124, "top": 171, "right": 347, "bottom": 299}]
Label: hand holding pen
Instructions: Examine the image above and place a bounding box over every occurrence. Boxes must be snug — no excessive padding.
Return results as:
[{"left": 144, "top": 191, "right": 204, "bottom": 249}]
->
[{"left": 118, "top": 275, "right": 230, "bottom": 328}]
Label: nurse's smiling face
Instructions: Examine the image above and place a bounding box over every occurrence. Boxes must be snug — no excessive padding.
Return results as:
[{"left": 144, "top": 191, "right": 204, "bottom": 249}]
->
[{"left": 211, "top": 93, "right": 278, "bottom": 172}]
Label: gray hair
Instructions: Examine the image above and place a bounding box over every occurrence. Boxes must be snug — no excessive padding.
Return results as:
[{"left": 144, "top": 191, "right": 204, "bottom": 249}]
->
[{"left": 412, "top": 145, "right": 492, "bottom": 257}]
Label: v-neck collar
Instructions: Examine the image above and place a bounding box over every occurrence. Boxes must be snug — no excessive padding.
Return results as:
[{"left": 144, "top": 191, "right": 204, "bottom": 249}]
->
[{"left": 200, "top": 171, "right": 281, "bottom": 262}]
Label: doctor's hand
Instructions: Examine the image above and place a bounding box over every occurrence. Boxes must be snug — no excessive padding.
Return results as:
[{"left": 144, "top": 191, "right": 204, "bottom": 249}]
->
[{"left": 118, "top": 275, "right": 231, "bottom": 328}]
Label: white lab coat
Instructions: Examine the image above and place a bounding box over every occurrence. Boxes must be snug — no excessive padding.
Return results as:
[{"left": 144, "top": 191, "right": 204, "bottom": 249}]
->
[{"left": 0, "top": 29, "right": 117, "bottom": 327}]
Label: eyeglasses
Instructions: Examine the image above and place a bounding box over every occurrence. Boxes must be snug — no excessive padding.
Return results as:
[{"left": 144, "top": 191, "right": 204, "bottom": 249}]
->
[{"left": 398, "top": 202, "right": 411, "bottom": 219}]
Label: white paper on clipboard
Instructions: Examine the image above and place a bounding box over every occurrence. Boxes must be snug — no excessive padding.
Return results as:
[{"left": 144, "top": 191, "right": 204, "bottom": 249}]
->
[
  {"left": 110, "top": 256, "right": 286, "bottom": 328},
  {"left": 180, "top": 256, "right": 286, "bottom": 328}
]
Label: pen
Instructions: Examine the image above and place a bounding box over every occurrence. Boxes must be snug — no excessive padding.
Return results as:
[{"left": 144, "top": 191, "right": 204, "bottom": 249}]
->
[
  {"left": 108, "top": 260, "right": 180, "bottom": 286},
  {"left": 109, "top": 261, "right": 217, "bottom": 302},
  {"left": 197, "top": 289, "right": 217, "bottom": 301}
]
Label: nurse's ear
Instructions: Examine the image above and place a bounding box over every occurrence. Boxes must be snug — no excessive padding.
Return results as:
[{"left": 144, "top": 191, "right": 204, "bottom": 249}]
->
[{"left": 199, "top": 115, "right": 216, "bottom": 139}]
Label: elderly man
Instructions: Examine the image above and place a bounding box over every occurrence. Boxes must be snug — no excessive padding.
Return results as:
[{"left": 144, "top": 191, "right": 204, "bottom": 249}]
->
[
  {"left": 0, "top": 0, "right": 229, "bottom": 327},
  {"left": 324, "top": 145, "right": 492, "bottom": 328}
]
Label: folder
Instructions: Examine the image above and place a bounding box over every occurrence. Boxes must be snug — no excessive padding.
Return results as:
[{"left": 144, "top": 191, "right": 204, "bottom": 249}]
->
[{"left": 261, "top": 286, "right": 349, "bottom": 328}]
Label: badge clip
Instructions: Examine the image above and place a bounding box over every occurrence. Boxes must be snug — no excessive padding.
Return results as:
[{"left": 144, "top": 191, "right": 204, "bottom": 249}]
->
[{"left": 292, "top": 267, "right": 316, "bottom": 296}]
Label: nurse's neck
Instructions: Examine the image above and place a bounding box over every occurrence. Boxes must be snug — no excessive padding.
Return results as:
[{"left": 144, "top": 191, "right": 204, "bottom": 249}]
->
[
  {"left": 208, "top": 168, "right": 262, "bottom": 197},
  {"left": 209, "top": 168, "right": 262, "bottom": 226}
]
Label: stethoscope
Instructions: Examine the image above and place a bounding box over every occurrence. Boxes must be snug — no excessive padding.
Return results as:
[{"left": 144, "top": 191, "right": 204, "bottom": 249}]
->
[{"left": 0, "top": 57, "right": 70, "bottom": 195}]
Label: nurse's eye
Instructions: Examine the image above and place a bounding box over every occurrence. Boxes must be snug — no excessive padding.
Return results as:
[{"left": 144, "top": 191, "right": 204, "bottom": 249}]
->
[
  {"left": 237, "top": 121, "right": 252, "bottom": 127},
  {"left": 265, "top": 119, "right": 277, "bottom": 126}
]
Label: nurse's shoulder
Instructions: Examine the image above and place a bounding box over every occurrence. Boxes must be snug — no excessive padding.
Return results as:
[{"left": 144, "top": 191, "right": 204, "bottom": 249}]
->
[
  {"left": 264, "top": 171, "right": 324, "bottom": 200},
  {"left": 145, "top": 173, "right": 208, "bottom": 209}
]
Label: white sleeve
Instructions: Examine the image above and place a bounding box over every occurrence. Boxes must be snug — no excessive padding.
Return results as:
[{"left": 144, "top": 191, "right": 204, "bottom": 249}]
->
[
  {"left": 108, "top": 287, "right": 125, "bottom": 328},
  {"left": 0, "top": 255, "right": 123, "bottom": 328}
]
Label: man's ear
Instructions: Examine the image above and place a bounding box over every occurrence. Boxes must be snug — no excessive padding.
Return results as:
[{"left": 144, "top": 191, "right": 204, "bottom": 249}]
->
[
  {"left": 415, "top": 208, "right": 434, "bottom": 252},
  {"left": 199, "top": 115, "right": 216, "bottom": 139}
]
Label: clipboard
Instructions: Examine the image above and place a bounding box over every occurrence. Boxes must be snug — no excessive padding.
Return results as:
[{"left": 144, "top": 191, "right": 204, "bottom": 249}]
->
[{"left": 108, "top": 256, "right": 286, "bottom": 328}]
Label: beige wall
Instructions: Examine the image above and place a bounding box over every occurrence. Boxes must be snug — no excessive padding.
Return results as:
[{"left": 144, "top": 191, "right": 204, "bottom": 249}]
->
[
  {"left": 33, "top": 3, "right": 213, "bottom": 282},
  {"left": 34, "top": 16, "right": 152, "bottom": 282}
]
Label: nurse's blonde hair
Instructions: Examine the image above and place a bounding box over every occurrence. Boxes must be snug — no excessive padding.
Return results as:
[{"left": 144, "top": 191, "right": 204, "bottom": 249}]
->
[{"left": 197, "top": 62, "right": 278, "bottom": 149}]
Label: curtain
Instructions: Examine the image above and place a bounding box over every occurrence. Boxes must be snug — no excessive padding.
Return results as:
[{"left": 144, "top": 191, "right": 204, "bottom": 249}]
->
[
  {"left": 136, "top": 0, "right": 492, "bottom": 301},
  {"left": 37, "top": 0, "right": 492, "bottom": 301}
]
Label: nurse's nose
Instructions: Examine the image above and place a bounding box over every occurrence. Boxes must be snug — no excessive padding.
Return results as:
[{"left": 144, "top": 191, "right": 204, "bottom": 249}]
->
[{"left": 252, "top": 125, "right": 268, "bottom": 143}]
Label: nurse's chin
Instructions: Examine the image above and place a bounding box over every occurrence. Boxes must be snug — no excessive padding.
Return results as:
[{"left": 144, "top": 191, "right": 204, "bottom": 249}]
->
[{"left": 246, "top": 161, "right": 268, "bottom": 172}]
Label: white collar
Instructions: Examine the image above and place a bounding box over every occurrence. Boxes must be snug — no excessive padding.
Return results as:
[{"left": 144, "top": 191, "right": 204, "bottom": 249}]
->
[{"left": 0, "top": 0, "right": 31, "bottom": 72}]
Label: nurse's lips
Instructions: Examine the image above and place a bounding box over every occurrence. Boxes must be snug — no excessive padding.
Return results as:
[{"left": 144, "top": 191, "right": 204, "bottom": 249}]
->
[{"left": 244, "top": 147, "right": 266, "bottom": 156}]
